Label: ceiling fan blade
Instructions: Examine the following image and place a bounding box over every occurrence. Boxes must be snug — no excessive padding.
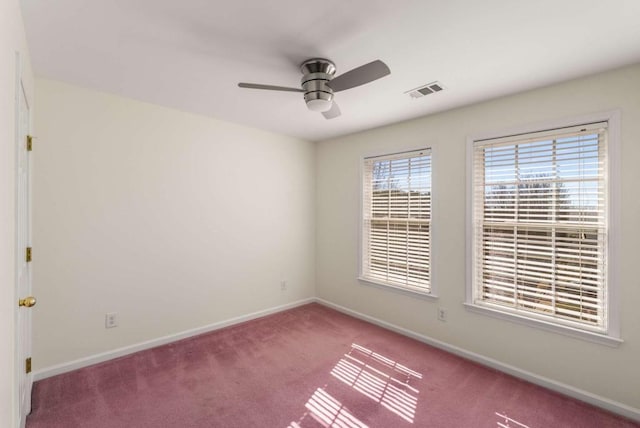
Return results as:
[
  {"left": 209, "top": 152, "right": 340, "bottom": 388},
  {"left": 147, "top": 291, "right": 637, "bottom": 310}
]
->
[
  {"left": 326, "top": 60, "right": 390, "bottom": 92},
  {"left": 238, "top": 83, "right": 304, "bottom": 93},
  {"left": 322, "top": 102, "right": 341, "bottom": 120}
]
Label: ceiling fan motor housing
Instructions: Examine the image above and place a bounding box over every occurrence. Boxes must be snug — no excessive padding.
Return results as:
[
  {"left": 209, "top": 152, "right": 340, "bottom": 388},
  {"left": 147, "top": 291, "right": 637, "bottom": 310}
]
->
[{"left": 300, "top": 59, "right": 336, "bottom": 112}]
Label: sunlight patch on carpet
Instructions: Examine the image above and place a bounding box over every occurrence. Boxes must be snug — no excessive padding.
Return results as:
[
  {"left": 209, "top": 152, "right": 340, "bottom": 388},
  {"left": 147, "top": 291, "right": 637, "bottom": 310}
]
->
[
  {"left": 496, "top": 411, "right": 530, "bottom": 428},
  {"left": 288, "top": 388, "right": 368, "bottom": 428},
  {"left": 330, "top": 343, "right": 421, "bottom": 423}
]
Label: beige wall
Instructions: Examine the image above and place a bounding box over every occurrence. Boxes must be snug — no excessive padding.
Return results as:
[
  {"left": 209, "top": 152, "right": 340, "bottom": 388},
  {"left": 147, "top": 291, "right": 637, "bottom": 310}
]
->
[
  {"left": 32, "top": 79, "right": 316, "bottom": 370},
  {"left": 1, "top": 0, "right": 34, "bottom": 426},
  {"left": 316, "top": 64, "right": 640, "bottom": 410}
]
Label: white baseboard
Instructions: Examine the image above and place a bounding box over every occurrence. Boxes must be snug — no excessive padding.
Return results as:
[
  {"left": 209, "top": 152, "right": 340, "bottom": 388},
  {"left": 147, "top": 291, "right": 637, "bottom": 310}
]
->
[
  {"left": 315, "top": 298, "right": 640, "bottom": 423},
  {"left": 33, "top": 298, "right": 315, "bottom": 381}
]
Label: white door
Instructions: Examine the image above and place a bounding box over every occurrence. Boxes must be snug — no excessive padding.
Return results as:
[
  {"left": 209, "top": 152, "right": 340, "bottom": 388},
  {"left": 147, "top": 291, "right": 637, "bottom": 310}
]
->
[{"left": 16, "top": 78, "right": 34, "bottom": 428}]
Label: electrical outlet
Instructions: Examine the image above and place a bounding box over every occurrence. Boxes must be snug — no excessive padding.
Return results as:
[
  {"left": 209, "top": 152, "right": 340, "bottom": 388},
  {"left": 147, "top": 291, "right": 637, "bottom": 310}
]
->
[
  {"left": 438, "top": 307, "right": 447, "bottom": 322},
  {"left": 105, "top": 312, "right": 118, "bottom": 328},
  {"left": 280, "top": 280, "right": 287, "bottom": 291}
]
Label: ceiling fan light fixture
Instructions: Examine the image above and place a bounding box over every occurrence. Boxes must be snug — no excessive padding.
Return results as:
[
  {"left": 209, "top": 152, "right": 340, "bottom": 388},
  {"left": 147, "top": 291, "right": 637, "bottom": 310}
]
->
[{"left": 305, "top": 91, "right": 334, "bottom": 112}]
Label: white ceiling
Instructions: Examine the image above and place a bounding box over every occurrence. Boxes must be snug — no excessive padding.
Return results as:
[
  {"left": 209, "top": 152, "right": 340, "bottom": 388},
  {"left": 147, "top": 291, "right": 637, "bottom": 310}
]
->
[{"left": 21, "top": 0, "right": 640, "bottom": 141}]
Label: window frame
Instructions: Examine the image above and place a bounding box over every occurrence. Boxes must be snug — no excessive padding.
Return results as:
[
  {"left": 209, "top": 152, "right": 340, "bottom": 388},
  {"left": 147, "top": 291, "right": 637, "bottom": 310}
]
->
[
  {"left": 465, "top": 111, "right": 621, "bottom": 346},
  {"left": 358, "top": 147, "right": 436, "bottom": 300}
]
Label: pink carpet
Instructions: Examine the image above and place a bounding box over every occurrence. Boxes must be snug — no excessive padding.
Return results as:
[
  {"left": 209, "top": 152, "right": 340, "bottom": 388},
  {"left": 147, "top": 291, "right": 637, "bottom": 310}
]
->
[{"left": 27, "top": 303, "right": 638, "bottom": 427}]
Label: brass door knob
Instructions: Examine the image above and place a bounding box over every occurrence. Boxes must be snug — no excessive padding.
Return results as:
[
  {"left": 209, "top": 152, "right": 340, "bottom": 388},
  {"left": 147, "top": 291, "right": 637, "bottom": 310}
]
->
[{"left": 19, "top": 296, "right": 36, "bottom": 308}]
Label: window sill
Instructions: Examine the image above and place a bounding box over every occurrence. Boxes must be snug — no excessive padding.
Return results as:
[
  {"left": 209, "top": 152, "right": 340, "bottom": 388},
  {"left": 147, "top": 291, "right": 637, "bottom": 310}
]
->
[
  {"left": 358, "top": 277, "right": 438, "bottom": 301},
  {"left": 464, "top": 303, "right": 623, "bottom": 348}
]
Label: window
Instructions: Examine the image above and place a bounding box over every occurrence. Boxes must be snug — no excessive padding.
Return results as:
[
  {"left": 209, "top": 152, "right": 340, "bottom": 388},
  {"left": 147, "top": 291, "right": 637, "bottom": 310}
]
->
[
  {"left": 360, "top": 149, "right": 432, "bottom": 295},
  {"left": 468, "top": 118, "right": 619, "bottom": 342}
]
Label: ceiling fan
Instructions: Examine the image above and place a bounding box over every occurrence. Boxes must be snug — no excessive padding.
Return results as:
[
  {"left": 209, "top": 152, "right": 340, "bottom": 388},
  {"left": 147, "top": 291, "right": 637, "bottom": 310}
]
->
[{"left": 238, "top": 58, "right": 390, "bottom": 119}]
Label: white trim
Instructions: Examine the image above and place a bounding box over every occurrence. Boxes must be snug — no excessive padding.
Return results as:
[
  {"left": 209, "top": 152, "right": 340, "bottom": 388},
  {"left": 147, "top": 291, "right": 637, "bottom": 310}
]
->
[
  {"left": 357, "top": 153, "right": 366, "bottom": 286},
  {"left": 606, "top": 110, "right": 621, "bottom": 340},
  {"left": 33, "top": 298, "right": 315, "bottom": 381},
  {"left": 428, "top": 144, "right": 438, "bottom": 297},
  {"left": 357, "top": 276, "right": 438, "bottom": 301},
  {"left": 465, "top": 135, "right": 474, "bottom": 317},
  {"left": 465, "top": 110, "right": 622, "bottom": 343},
  {"left": 315, "top": 298, "right": 640, "bottom": 423},
  {"left": 463, "top": 303, "right": 622, "bottom": 347}
]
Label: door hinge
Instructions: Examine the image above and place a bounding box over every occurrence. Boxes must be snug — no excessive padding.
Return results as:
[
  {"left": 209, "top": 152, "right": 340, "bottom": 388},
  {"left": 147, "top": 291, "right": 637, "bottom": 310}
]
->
[
  {"left": 26, "top": 247, "right": 32, "bottom": 263},
  {"left": 25, "top": 357, "right": 32, "bottom": 374},
  {"left": 26, "top": 135, "right": 33, "bottom": 151}
]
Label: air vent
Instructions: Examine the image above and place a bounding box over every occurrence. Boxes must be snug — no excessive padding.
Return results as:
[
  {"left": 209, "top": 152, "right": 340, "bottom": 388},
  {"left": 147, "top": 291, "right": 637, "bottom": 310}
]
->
[{"left": 406, "top": 82, "right": 445, "bottom": 99}]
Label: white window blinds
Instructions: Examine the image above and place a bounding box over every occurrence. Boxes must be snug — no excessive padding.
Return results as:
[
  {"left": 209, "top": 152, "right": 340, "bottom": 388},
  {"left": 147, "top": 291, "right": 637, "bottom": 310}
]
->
[
  {"left": 362, "top": 149, "right": 431, "bottom": 293},
  {"left": 471, "top": 122, "right": 608, "bottom": 330}
]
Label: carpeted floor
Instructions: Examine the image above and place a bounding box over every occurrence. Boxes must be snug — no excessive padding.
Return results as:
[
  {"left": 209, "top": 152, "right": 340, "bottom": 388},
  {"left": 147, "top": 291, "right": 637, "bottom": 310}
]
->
[{"left": 27, "top": 303, "right": 638, "bottom": 427}]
